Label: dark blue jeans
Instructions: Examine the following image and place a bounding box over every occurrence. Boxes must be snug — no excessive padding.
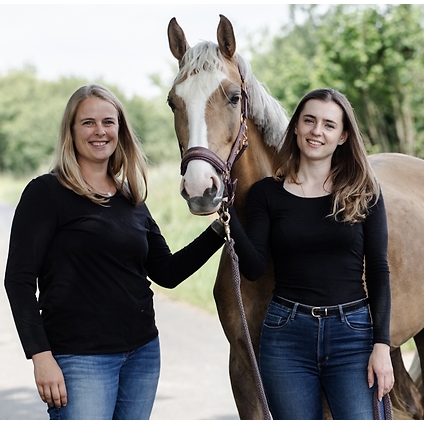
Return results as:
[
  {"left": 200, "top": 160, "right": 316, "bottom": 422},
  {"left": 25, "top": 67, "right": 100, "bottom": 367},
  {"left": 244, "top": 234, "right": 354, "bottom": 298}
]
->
[
  {"left": 48, "top": 336, "right": 160, "bottom": 420},
  {"left": 259, "top": 299, "right": 377, "bottom": 420}
]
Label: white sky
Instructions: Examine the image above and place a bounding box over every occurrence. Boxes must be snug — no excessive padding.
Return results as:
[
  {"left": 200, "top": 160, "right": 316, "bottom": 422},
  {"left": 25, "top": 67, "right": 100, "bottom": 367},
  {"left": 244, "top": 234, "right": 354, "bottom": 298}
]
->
[{"left": 0, "top": 3, "right": 293, "bottom": 98}]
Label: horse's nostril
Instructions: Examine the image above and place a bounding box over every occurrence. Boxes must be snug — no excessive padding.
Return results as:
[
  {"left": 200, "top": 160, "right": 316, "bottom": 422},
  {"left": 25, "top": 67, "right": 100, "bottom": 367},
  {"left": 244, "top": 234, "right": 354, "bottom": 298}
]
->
[
  {"left": 203, "top": 185, "right": 218, "bottom": 198},
  {"left": 181, "top": 188, "right": 190, "bottom": 201}
]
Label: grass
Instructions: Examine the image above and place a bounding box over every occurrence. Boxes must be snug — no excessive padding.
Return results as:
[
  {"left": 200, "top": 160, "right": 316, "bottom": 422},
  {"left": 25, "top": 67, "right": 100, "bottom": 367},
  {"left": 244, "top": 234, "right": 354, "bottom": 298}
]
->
[{"left": 401, "top": 338, "right": 416, "bottom": 353}]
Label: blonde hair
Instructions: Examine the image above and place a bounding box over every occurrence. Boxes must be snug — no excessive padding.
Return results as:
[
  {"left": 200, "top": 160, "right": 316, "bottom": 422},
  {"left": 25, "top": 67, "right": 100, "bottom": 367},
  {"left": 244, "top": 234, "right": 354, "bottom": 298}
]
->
[
  {"left": 274, "top": 88, "right": 380, "bottom": 223},
  {"left": 51, "top": 84, "right": 148, "bottom": 205}
]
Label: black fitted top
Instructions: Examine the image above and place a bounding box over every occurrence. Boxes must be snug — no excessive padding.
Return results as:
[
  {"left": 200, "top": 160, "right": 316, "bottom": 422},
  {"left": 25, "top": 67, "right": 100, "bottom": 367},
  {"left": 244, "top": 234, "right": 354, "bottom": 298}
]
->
[
  {"left": 229, "top": 177, "right": 391, "bottom": 345},
  {"left": 5, "top": 173, "right": 224, "bottom": 358}
]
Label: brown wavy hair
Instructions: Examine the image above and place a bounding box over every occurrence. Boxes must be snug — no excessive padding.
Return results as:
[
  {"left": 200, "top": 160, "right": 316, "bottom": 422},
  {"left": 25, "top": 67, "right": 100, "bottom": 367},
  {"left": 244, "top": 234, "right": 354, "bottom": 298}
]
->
[
  {"left": 273, "top": 88, "right": 379, "bottom": 223},
  {"left": 51, "top": 84, "right": 148, "bottom": 205}
]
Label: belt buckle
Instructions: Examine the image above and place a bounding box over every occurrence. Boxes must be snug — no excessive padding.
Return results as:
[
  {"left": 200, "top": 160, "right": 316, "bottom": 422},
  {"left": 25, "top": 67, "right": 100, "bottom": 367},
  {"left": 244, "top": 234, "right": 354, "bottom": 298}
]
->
[{"left": 311, "top": 307, "right": 327, "bottom": 317}]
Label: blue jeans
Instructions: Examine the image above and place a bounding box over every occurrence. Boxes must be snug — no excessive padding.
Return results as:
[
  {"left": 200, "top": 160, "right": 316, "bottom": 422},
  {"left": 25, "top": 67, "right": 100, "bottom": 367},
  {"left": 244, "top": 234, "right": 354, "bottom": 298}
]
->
[
  {"left": 259, "top": 299, "right": 377, "bottom": 420},
  {"left": 48, "top": 336, "right": 160, "bottom": 420}
]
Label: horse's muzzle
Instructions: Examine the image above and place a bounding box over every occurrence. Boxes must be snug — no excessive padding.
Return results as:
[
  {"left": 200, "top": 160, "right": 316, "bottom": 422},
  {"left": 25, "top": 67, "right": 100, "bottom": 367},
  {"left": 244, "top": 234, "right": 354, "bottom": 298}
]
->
[{"left": 181, "top": 186, "right": 223, "bottom": 215}]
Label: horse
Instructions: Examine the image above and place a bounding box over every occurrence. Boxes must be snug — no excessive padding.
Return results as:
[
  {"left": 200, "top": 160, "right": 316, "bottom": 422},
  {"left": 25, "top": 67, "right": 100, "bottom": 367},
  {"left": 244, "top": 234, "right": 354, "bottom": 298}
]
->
[{"left": 167, "top": 14, "right": 424, "bottom": 419}]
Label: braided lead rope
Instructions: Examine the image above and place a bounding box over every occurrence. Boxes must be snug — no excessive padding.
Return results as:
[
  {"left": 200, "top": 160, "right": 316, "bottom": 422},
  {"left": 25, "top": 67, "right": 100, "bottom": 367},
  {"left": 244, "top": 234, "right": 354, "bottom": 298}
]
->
[
  {"left": 226, "top": 237, "right": 272, "bottom": 420},
  {"left": 373, "top": 392, "right": 393, "bottom": 420}
]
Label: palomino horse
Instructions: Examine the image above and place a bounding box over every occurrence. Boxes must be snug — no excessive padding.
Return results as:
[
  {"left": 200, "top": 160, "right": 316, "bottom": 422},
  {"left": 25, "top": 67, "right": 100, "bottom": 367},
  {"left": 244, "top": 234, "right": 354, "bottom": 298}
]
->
[{"left": 167, "top": 15, "right": 424, "bottom": 419}]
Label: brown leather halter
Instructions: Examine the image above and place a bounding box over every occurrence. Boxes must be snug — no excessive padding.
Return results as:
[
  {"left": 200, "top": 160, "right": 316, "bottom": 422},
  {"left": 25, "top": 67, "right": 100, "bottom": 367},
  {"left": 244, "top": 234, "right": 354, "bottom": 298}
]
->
[{"left": 180, "top": 64, "right": 249, "bottom": 208}]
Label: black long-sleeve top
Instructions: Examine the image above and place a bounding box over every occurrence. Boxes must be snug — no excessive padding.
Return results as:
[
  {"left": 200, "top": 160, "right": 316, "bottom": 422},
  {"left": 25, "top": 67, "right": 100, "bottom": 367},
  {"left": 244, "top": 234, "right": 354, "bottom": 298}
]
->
[
  {"left": 229, "top": 177, "right": 391, "bottom": 346},
  {"left": 4, "top": 173, "right": 224, "bottom": 359}
]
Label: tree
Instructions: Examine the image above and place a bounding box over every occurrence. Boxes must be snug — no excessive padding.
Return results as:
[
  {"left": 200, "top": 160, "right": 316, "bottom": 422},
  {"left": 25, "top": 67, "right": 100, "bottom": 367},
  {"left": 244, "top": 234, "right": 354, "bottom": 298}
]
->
[
  {"left": 0, "top": 69, "right": 176, "bottom": 175},
  {"left": 316, "top": 5, "right": 424, "bottom": 155}
]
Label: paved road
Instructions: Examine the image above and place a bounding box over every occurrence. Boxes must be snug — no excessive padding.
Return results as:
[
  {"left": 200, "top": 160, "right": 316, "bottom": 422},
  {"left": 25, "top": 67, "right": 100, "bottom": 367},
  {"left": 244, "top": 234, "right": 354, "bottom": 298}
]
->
[{"left": 0, "top": 201, "right": 238, "bottom": 420}]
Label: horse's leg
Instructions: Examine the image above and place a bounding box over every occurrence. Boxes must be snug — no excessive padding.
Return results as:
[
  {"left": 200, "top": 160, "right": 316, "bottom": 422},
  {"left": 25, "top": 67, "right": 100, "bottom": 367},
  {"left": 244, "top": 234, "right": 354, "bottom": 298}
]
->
[
  {"left": 213, "top": 255, "right": 262, "bottom": 419},
  {"left": 413, "top": 329, "right": 424, "bottom": 396},
  {"left": 409, "top": 351, "right": 423, "bottom": 396},
  {"left": 390, "top": 322, "right": 424, "bottom": 420},
  {"left": 390, "top": 347, "right": 423, "bottom": 419},
  {"left": 213, "top": 251, "right": 273, "bottom": 419},
  {"left": 227, "top": 339, "right": 263, "bottom": 419}
]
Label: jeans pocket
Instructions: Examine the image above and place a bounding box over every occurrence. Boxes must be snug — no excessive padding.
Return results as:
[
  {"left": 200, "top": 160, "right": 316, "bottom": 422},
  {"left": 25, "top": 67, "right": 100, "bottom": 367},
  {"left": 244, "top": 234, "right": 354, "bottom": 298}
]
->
[
  {"left": 263, "top": 303, "right": 292, "bottom": 329},
  {"left": 344, "top": 307, "right": 373, "bottom": 332}
]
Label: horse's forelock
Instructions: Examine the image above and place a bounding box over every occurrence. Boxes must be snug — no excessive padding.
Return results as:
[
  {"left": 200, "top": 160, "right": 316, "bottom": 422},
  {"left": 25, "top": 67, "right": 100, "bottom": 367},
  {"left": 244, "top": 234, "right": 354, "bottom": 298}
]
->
[{"left": 175, "top": 41, "right": 228, "bottom": 82}]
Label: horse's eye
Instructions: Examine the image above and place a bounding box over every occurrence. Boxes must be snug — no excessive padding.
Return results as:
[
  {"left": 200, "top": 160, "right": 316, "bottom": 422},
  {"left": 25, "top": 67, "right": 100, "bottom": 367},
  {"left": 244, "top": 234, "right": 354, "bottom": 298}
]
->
[{"left": 230, "top": 94, "right": 241, "bottom": 107}]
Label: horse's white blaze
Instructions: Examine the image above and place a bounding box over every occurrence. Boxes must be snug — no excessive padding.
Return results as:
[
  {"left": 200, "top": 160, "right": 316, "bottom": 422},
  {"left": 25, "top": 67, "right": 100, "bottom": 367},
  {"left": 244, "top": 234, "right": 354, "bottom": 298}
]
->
[{"left": 176, "top": 71, "right": 226, "bottom": 199}]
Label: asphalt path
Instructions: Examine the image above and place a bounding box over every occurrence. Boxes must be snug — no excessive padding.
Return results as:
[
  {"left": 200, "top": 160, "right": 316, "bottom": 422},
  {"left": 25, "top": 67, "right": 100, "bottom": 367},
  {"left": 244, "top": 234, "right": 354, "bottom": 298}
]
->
[{"left": 0, "top": 201, "right": 238, "bottom": 420}]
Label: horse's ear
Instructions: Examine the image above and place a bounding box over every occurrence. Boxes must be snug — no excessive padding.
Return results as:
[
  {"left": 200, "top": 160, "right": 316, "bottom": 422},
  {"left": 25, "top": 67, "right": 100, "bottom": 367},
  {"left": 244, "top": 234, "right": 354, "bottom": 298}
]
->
[
  {"left": 217, "top": 14, "right": 236, "bottom": 59},
  {"left": 168, "top": 17, "right": 190, "bottom": 61}
]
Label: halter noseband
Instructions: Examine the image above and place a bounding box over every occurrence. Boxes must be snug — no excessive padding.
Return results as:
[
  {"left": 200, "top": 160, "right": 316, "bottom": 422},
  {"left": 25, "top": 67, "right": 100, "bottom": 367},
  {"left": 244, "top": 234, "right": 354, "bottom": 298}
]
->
[{"left": 180, "top": 64, "right": 249, "bottom": 207}]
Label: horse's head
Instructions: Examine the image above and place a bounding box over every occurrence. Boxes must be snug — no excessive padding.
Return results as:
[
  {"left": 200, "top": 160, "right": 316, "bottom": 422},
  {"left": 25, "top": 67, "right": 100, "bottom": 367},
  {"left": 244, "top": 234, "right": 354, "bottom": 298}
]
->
[{"left": 167, "top": 15, "right": 248, "bottom": 215}]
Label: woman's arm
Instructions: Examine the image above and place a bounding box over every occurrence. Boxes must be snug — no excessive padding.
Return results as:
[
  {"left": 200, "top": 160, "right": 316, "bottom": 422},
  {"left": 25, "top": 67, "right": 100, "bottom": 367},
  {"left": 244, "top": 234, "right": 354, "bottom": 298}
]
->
[
  {"left": 145, "top": 216, "right": 225, "bottom": 288},
  {"left": 363, "top": 193, "right": 394, "bottom": 399},
  {"left": 363, "top": 193, "right": 391, "bottom": 346},
  {"left": 4, "top": 176, "right": 57, "bottom": 358},
  {"left": 145, "top": 179, "right": 272, "bottom": 288},
  {"left": 227, "top": 181, "right": 271, "bottom": 281}
]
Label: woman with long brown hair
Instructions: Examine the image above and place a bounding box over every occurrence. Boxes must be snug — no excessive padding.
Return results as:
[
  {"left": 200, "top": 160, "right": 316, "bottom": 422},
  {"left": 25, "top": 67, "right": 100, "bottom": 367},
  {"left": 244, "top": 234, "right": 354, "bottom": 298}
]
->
[{"left": 227, "top": 88, "right": 394, "bottom": 419}]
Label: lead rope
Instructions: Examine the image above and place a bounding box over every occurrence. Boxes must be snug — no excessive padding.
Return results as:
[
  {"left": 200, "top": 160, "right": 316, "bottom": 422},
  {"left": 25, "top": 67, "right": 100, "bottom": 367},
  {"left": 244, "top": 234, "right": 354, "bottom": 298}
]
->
[
  {"left": 374, "top": 392, "right": 393, "bottom": 420},
  {"left": 219, "top": 209, "right": 272, "bottom": 420}
]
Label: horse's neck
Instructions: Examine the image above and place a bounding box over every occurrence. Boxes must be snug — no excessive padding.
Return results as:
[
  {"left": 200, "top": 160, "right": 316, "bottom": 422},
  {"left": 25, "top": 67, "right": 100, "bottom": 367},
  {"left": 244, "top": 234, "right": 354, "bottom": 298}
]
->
[{"left": 232, "top": 124, "right": 277, "bottom": 221}]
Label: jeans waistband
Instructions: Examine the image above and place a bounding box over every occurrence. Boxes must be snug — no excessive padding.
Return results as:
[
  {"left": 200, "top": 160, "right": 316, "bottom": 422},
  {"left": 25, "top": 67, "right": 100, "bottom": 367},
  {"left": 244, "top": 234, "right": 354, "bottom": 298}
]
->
[{"left": 271, "top": 296, "right": 368, "bottom": 318}]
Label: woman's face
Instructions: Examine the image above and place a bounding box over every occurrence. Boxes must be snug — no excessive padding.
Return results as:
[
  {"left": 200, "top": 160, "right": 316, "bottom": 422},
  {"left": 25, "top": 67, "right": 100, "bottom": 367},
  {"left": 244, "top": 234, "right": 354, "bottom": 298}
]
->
[
  {"left": 72, "top": 97, "right": 119, "bottom": 168},
  {"left": 295, "top": 99, "right": 347, "bottom": 163}
]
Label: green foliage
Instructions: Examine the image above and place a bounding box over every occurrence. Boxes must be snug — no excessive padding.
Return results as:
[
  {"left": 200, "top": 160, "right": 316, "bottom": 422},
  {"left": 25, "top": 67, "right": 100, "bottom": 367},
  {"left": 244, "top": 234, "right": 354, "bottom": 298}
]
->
[
  {"left": 0, "top": 69, "right": 176, "bottom": 175},
  {"left": 0, "top": 70, "right": 87, "bottom": 174},
  {"left": 2, "top": 4, "right": 424, "bottom": 177},
  {"left": 124, "top": 92, "right": 180, "bottom": 165}
]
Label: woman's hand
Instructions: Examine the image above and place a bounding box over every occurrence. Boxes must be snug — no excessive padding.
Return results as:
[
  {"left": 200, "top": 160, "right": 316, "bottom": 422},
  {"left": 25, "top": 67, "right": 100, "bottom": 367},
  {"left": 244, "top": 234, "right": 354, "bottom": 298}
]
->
[
  {"left": 367, "top": 343, "right": 394, "bottom": 401},
  {"left": 32, "top": 351, "right": 67, "bottom": 408}
]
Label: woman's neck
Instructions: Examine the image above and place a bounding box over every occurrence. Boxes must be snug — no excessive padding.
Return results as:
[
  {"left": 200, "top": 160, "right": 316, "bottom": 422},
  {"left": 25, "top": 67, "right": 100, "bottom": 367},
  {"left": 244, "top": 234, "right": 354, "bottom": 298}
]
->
[
  {"left": 292, "top": 162, "right": 332, "bottom": 198},
  {"left": 79, "top": 163, "right": 115, "bottom": 196}
]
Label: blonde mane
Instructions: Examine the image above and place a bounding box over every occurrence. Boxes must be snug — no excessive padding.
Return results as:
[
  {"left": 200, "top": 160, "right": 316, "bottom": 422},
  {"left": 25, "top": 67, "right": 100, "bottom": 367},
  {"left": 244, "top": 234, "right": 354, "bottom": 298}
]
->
[{"left": 174, "top": 41, "right": 288, "bottom": 149}]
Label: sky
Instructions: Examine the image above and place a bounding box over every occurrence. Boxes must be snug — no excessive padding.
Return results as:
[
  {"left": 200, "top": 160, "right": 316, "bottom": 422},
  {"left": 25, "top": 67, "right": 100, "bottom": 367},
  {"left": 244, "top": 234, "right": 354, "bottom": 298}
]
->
[{"left": 0, "top": 3, "right": 293, "bottom": 99}]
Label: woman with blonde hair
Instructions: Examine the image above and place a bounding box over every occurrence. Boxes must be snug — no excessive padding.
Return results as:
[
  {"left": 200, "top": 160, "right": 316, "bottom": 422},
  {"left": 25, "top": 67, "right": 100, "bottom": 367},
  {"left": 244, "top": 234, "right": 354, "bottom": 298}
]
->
[
  {"left": 5, "top": 84, "right": 225, "bottom": 420},
  {"left": 54, "top": 83, "right": 148, "bottom": 205},
  {"left": 227, "top": 88, "right": 394, "bottom": 419}
]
